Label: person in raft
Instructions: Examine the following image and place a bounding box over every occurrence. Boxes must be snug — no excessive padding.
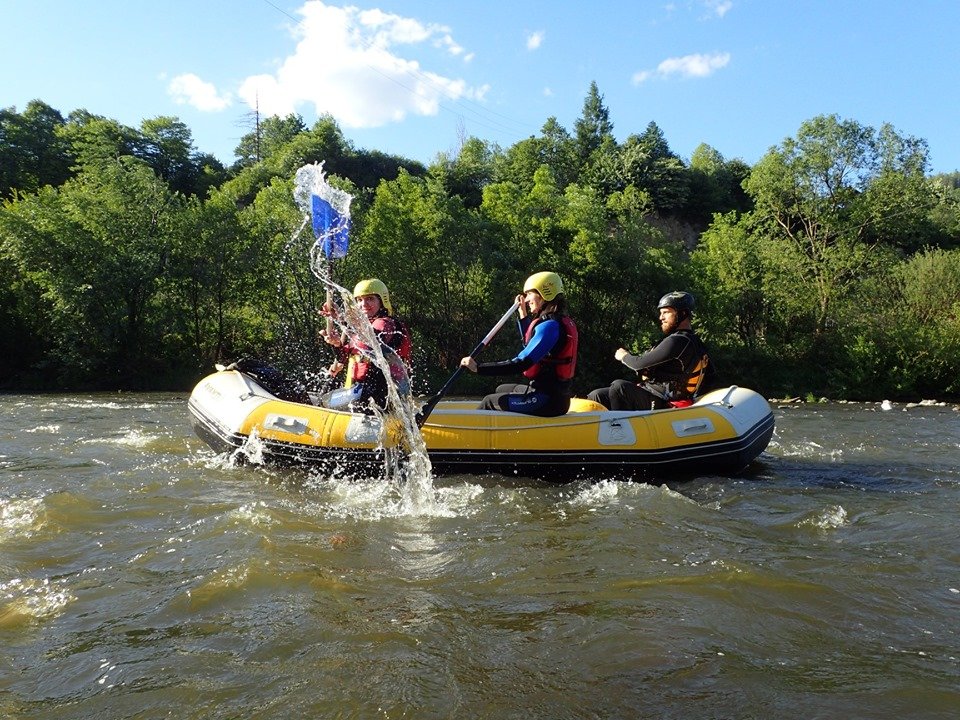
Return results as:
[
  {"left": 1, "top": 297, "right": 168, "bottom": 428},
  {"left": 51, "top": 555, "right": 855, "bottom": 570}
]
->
[
  {"left": 319, "top": 278, "right": 412, "bottom": 410},
  {"left": 459, "top": 271, "right": 578, "bottom": 417},
  {"left": 587, "top": 290, "right": 713, "bottom": 411}
]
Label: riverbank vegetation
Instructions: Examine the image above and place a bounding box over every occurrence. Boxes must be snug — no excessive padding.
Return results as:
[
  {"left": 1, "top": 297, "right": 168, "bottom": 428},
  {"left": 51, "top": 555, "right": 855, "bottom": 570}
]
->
[{"left": 2, "top": 84, "right": 959, "bottom": 400}]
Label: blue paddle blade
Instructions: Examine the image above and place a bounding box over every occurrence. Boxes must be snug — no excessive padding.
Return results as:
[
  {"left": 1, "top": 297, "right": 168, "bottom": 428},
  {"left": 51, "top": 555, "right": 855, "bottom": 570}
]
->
[{"left": 311, "top": 194, "right": 350, "bottom": 259}]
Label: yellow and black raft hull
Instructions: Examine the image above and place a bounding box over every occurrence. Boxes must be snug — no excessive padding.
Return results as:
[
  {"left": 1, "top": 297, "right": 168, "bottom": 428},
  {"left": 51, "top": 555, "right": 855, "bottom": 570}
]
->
[{"left": 188, "top": 370, "right": 774, "bottom": 480}]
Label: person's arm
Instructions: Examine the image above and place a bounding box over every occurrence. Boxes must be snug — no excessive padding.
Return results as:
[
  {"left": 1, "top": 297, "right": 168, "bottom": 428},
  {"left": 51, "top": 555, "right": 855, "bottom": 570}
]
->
[
  {"left": 619, "top": 335, "right": 683, "bottom": 374},
  {"left": 473, "top": 319, "right": 560, "bottom": 376}
]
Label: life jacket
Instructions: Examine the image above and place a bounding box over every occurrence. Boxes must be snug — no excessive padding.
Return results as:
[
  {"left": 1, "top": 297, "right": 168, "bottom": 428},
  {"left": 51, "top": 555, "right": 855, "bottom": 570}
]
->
[
  {"left": 348, "top": 314, "right": 412, "bottom": 385},
  {"left": 663, "top": 354, "right": 710, "bottom": 407},
  {"left": 641, "top": 333, "right": 710, "bottom": 404},
  {"left": 521, "top": 314, "right": 578, "bottom": 382},
  {"left": 679, "top": 353, "right": 710, "bottom": 397}
]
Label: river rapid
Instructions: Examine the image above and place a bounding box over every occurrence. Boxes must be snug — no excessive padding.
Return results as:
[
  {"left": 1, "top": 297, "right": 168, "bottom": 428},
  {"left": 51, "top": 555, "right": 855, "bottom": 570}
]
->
[{"left": 1, "top": 392, "right": 958, "bottom": 719}]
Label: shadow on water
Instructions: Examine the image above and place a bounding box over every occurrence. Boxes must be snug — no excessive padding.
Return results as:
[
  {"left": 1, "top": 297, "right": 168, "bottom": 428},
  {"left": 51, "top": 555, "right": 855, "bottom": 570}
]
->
[{"left": 743, "top": 451, "right": 959, "bottom": 493}]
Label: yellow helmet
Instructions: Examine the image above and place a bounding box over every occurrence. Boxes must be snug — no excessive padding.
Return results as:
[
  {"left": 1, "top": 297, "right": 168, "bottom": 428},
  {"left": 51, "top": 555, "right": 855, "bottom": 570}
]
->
[
  {"left": 353, "top": 278, "right": 392, "bottom": 315},
  {"left": 523, "top": 271, "right": 564, "bottom": 302}
]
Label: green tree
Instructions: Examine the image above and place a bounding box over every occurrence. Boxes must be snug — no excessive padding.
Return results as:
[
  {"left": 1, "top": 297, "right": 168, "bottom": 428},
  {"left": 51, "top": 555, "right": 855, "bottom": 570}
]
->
[
  {"left": 493, "top": 118, "right": 578, "bottom": 194},
  {"left": 562, "top": 180, "right": 686, "bottom": 389},
  {"left": 744, "top": 114, "right": 930, "bottom": 337},
  {"left": 686, "top": 143, "right": 752, "bottom": 227},
  {"left": 0, "top": 100, "right": 72, "bottom": 198},
  {"left": 482, "top": 165, "right": 573, "bottom": 277},
  {"left": 431, "top": 136, "right": 496, "bottom": 209},
  {"left": 574, "top": 81, "right": 614, "bottom": 167},
  {"left": 843, "top": 248, "right": 960, "bottom": 398},
  {"left": 690, "top": 211, "right": 768, "bottom": 348},
  {"left": 59, "top": 111, "right": 146, "bottom": 168},
  {"left": 140, "top": 116, "right": 197, "bottom": 194},
  {"left": 619, "top": 123, "right": 689, "bottom": 214},
  {"left": 0, "top": 157, "right": 182, "bottom": 387},
  {"left": 160, "top": 189, "right": 266, "bottom": 376},
  {"left": 233, "top": 113, "right": 307, "bottom": 168}
]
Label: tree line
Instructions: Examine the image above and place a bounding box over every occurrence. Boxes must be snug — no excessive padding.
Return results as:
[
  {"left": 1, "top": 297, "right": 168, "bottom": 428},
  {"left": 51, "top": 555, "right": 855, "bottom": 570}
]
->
[{"left": 2, "top": 83, "right": 959, "bottom": 401}]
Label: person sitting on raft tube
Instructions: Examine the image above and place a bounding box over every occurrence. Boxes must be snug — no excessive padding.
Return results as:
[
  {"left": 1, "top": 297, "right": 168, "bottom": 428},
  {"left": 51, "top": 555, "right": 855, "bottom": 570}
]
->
[
  {"left": 459, "top": 271, "right": 578, "bottom": 417},
  {"left": 320, "top": 278, "right": 412, "bottom": 410},
  {"left": 587, "top": 291, "right": 714, "bottom": 411}
]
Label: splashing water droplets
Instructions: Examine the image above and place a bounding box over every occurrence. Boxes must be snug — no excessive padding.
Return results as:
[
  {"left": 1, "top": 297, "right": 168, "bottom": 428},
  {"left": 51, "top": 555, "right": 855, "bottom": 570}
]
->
[{"left": 292, "top": 163, "right": 436, "bottom": 515}]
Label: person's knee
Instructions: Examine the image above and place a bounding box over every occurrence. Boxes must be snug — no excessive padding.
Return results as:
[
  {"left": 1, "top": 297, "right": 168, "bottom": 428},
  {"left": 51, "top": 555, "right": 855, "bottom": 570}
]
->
[
  {"left": 479, "top": 394, "right": 507, "bottom": 411},
  {"left": 587, "top": 387, "right": 610, "bottom": 410}
]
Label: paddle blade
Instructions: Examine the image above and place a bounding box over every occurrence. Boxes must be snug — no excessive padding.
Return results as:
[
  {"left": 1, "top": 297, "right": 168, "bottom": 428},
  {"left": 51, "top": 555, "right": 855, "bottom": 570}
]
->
[
  {"left": 311, "top": 194, "right": 350, "bottom": 259},
  {"left": 294, "top": 162, "right": 353, "bottom": 265}
]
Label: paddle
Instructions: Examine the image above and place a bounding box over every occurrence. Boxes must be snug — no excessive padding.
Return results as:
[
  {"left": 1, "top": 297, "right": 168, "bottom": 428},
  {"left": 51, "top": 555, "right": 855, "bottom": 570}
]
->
[
  {"left": 295, "top": 162, "right": 353, "bottom": 363},
  {"left": 311, "top": 188, "right": 351, "bottom": 333},
  {"left": 415, "top": 300, "right": 521, "bottom": 427}
]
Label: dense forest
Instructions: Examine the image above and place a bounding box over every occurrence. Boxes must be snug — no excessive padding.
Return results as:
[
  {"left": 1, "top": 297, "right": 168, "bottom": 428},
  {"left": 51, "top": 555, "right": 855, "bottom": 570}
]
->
[{"left": 2, "top": 83, "right": 960, "bottom": 401}]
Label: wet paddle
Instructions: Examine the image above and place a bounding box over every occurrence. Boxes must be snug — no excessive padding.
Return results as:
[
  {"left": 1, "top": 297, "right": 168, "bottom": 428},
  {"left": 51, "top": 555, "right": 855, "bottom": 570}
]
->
[{"left": 416, "top": 300, "right": 520, "bottom": 427}]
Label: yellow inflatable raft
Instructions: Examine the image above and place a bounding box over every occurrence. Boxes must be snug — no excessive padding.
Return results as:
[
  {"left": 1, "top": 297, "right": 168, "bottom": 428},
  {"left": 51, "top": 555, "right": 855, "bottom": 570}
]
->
[{"left": 188, "top": 369, "right": 774, "bottom": 480}]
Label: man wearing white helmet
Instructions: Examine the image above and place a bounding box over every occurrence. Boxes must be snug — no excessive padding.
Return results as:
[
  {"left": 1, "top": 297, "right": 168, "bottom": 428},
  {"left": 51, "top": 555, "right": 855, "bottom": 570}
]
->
[
  {"left": 587, "top": 291, "right": 713, "bottom": 411},
  {"left": 460, "top": 271, "right": 578, "bottom": 417}
]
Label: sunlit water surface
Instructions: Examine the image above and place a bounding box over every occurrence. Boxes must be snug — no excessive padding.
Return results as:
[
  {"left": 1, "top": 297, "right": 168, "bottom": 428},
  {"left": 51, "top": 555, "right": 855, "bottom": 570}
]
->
[{"left": 1, "top": 393, "right": 959, "bottom": 719}]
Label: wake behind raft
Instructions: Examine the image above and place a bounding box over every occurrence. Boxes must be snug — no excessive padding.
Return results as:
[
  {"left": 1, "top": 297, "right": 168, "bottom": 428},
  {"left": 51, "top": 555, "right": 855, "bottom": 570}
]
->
[{"left": 188, "top": 360, "right": 775, "bottom": 481}]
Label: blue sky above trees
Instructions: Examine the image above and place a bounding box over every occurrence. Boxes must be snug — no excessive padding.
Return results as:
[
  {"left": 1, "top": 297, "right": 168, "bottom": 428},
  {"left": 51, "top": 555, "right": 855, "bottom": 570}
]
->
[{"left": 5, "top": 0, "right": 959, "bottom": 173}]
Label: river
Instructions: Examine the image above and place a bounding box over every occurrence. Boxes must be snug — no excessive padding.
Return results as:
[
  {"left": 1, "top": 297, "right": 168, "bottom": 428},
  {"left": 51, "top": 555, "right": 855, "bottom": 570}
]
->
[{"left": 1, "top": 392, "right": 958, "bottom": 719}]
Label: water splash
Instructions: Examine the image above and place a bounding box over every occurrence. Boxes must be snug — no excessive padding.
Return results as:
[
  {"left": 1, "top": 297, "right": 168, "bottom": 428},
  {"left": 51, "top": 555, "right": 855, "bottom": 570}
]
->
[
  {"left": 292, "top": 163, "right": 436, "bottom": 515},
  {"left": 234, "top": 428, "right": 266, "bottom": 465},
  {"left": 1, "top": 496, "right": 46, "bottom": 543},
  {"left": 799, "top": 504, "right": 849, "bottom": 530}
]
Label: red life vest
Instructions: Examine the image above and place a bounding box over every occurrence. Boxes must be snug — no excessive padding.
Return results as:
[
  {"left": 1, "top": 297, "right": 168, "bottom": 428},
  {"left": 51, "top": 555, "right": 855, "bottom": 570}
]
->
[
  {"left": 348, "top": 314, "right": 412, "bottom": 384},
  {"left": 521, "top": 314, "right": 578, "bottom": 381}
]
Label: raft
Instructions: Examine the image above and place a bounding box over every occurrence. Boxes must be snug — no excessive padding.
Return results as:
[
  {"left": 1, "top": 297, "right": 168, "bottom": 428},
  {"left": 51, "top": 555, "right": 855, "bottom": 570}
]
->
[{"left": 188, "top": 369, "right": 774, "bottom": 480}]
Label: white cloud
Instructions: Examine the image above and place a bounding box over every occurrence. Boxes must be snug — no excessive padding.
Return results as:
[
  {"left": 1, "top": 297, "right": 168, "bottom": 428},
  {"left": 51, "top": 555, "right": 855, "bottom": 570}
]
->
[
  {"left": 167, "top": 73, "right": 232, "bottom": 111},
  {"left": 632, "top": 52, "right": 731, "bottom": 84},
  {"left": 527, "top": 30, "right": 545, "bottom": 51},
  {"left": 236, "top": 1, "right": 484, "bottom": 129},
  {"left": 704, "top": 0, "right": 733, "bottom": 18}
]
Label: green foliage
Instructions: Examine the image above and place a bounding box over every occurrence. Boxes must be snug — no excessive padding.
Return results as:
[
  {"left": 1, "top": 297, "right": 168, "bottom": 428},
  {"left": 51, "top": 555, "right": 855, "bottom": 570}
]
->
[
  {"left": 690, "top": 212, "right": 768, "bottom": 347},
  {"left": 743, "top": 114, "right": 933, "bottom": 338},
  {"left": 430, "top": 137, "right": 496, "bottom": 208},
  {"left": 0, "top": 100, "right": 72, "bottom": 199},
  {"left": 841, "top": 248, "right": 960, "bottom": 398},
  {"left": 1, "top": 157, "right": 183, "bottom": 386},
  {"left": 2, "top": 95, "right": 960, "bottom": 400},
  {"left": 574, "top": 81, "right": 614, "bottom": 167},
  {"left": 233, "top": 113, "right": 308, "bottom": 169}
]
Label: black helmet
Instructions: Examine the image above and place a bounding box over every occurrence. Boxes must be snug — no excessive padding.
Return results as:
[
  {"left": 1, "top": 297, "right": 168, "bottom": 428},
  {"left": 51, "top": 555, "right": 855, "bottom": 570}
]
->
[{"left": 657, "top": 291, "right": 695, "bottom": 314}]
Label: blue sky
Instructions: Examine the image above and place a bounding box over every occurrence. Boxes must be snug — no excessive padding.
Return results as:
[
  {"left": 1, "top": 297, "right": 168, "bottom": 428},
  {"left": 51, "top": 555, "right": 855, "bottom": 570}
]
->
[{"left": 5, "top": 0, "right": 959, "bottom": 174}]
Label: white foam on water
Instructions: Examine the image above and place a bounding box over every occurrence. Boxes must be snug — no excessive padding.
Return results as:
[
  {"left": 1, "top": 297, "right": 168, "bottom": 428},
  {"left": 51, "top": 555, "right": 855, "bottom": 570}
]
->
[
  {"left": 55, "top": 401, "right": 159, "bottom": 410},
  {"left": 0, "top": 577, "right": 76, "bottom": 624},
  {"left": 0, "top": 496, "right": 46, "bottom": 543},
  {"left": 799, "top": 504, "right": 849, "bottom": 530},
  {"left": 88, "top": 427, "right": 161, "bottom": 448},
  {"left": 235, "top": 428, "right": 266, "bottom": 465},
  {"left": 301, "top": 471, "right": 481, "bottom": 520},
  {"left": 565, "top": 479, "right": 691, "bottom": 510},
  {"left": 25, "top": 424, "right": 60, "bottom": 434},
  {"left": 228, "top": 501, "right": 275, "bottom": 527}
]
